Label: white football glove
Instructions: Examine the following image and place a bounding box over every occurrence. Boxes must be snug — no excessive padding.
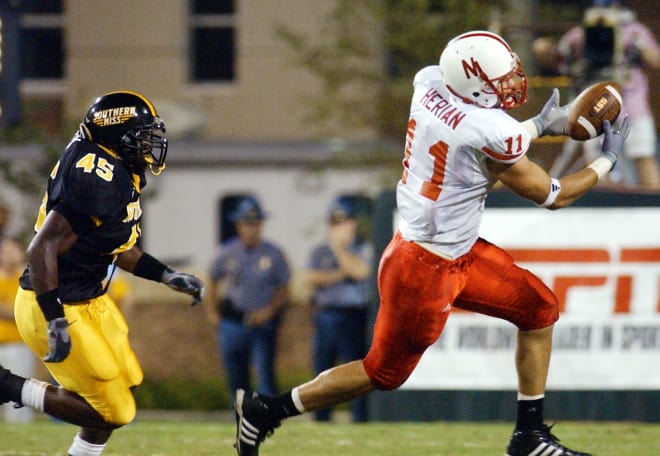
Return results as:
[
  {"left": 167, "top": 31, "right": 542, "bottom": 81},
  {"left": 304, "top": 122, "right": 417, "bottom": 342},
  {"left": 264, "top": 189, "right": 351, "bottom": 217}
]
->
[
  {"left": 600, "top": 115, "right": 631, "bottom": 168},
  {"left": 532, "top": 88, "right": 573, "bottom": 137}
]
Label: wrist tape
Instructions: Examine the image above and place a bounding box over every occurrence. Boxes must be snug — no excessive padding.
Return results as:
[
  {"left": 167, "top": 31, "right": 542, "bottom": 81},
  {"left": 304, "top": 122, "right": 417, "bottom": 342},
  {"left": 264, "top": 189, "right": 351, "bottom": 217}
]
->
[
  {"left": 133, "top": 253, "right": 171, "bottom": 282},
  {"left": 587, "top": 157, "right": 613, "bottom": 181},
  {"left": 537, "top": 178, "right": 561, "bottom": 208},
  {"left": 36, "top": 289, "right": 64, "bottom": 321}
]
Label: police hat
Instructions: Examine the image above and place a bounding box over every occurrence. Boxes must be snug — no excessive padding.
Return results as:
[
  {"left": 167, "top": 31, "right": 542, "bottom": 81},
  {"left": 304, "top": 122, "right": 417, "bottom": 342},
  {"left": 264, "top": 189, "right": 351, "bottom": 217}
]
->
[
  {"left": 327, "top": 196, "right": 356, "bottom": 223},
  {"left": 230, "top": 196, "right": 267, "bottom": 222}
]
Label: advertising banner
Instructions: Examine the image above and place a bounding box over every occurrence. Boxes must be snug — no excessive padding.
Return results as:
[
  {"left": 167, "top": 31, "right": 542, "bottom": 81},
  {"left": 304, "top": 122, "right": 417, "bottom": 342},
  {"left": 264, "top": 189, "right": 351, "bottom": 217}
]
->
[{"left": 401, "top": 207, "right": 660, "bottom": 390}]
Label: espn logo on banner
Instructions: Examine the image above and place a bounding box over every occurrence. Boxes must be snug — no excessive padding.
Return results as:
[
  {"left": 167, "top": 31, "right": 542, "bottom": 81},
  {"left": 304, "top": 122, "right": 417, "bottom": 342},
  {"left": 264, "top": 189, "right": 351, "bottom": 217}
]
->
[
  {"left": 505, "top": 247, "right": 660, "bottom": 314},
  {"left": 479, "top": 208, "right": 660, "bottom": 317}
]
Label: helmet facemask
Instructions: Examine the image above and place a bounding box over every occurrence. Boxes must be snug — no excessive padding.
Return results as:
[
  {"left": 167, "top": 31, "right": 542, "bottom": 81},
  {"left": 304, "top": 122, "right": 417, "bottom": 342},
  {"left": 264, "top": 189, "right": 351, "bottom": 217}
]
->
[
  {"left": 120, "top": 117, "right": 168, "bottom": 175},
  {"left": 481, "top": 54, "right": 528, "bottom": 110}
]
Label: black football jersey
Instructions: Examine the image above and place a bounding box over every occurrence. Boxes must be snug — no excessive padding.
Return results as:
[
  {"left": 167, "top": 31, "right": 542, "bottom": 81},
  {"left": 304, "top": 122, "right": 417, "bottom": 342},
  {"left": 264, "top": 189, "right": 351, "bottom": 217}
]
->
[{"left": 20, "top": 133, "right": 146, "bottom": 302}]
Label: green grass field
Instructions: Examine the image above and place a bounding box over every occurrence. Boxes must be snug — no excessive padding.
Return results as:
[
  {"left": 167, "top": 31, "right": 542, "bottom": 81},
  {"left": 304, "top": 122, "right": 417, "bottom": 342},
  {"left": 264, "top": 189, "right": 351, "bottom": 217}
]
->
[{"left": 1, "top": 419, "right": 658, "bottom": 455}]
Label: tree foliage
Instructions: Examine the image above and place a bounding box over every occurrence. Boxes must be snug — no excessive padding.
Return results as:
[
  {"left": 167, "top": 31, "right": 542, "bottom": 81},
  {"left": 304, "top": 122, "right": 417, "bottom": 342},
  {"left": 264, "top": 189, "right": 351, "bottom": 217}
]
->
[{"left": 276, "top": 0, "right": 500, "bottom": 143}]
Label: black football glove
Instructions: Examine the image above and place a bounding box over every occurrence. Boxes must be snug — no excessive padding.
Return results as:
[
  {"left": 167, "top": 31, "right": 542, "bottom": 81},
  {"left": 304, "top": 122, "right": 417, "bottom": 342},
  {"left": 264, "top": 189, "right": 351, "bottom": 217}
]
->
[
  {"left": 163, "top": 271, "right": 205, "bottom": 306},
  {"left": 601, "top": 115, "right": 631, "bottom": 168},
  {"left": 43, "top": 317, "right": 71, "bottom": 363}
]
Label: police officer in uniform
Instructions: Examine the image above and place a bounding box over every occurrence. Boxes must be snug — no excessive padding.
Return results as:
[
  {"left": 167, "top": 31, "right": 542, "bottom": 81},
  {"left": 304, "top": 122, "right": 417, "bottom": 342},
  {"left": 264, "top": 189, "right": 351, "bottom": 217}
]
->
[{"left": 207, "top": 196, "right": 290, "bottom": 398}]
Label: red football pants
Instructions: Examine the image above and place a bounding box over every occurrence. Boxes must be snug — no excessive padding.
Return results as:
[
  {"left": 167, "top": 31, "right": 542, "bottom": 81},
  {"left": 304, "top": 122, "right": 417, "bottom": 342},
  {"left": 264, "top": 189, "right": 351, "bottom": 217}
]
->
[{"left": 363, "top": 231, "right": 558, "bottom": 390}]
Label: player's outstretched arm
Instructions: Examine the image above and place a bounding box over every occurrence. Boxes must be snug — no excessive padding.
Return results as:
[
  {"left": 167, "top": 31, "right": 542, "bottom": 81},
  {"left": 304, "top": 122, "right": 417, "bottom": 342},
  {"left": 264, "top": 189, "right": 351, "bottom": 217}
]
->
[
  {"left": 488, "top": 156, "right": 593, "bottom": 209},
  {"left": 487, "top": 118, "right": 629, "bottom": 210},
  {"left": 118, "top": 247, "right": 205, "bottom": 306}
]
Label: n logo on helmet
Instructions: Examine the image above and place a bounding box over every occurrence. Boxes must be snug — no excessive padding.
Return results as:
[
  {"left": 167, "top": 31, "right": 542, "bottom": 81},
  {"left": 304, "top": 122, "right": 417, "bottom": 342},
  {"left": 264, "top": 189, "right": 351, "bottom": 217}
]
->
[
  {"left": 93, "top": 106, "right": 137, "bottom": 127},
  {"left": 462, "top": 58, "right": 483, "bottom": 79}
]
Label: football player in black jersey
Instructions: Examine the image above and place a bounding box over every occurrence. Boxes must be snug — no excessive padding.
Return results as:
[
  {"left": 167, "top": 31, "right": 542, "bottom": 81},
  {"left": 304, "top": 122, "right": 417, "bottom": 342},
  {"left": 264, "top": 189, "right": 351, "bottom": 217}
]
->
[{"left": 0, "top": 91, "right": 205, "bottom": 456}]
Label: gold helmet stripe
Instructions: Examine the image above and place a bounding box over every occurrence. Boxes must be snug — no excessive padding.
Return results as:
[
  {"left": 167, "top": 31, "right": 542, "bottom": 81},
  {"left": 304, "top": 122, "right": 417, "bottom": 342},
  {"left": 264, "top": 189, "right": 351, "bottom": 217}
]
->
[{"left": 102, "top": 90, "right": 158, "bottom": 116}]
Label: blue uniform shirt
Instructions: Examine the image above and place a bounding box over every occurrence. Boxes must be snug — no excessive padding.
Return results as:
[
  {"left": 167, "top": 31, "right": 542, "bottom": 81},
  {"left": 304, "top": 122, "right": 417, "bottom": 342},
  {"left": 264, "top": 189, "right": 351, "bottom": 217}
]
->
[
  {"left": 209, "top": 238, "right": 290, "bottom": 312},
  {"left": 307, "top": 241, "right": 372, "bottom": 309}
]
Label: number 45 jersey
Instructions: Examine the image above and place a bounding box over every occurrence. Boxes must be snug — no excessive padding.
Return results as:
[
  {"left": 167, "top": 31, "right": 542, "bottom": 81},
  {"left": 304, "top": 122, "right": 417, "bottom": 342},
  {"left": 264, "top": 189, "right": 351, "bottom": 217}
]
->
[
  {"left": 20, "top": 133, "right": 145, "bottom": 302},
  {"left": 397, "top": 65, "right": 532, "bottom": 259}
]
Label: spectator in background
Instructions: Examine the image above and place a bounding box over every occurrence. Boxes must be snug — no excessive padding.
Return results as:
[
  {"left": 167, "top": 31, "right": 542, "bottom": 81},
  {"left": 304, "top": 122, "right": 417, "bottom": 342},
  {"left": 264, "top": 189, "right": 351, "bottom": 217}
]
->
[
  {"left": 535, "top": 0, "right": 660, "bottom": 188},
  {"left": 206, "top": 196, "right": 290, "bottom": 398},
  {"left": 0, "top": 204, "right": 35, "bottom": 422},
  {"left": 304, "top": 196, "right": 371, "bottom": 422}
]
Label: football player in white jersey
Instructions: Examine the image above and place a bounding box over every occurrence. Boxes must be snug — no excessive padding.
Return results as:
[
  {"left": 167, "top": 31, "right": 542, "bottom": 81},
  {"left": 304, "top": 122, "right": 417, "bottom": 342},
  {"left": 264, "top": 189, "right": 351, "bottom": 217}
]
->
[{"left": 232, "top": 31, "right": 629, "bottom": 456}]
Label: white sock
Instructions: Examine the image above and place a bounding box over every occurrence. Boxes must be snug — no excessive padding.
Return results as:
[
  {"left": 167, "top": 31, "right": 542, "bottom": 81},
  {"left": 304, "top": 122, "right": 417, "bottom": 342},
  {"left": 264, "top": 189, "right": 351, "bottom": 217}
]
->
[
  {"left": 68, "top": 433, "right": 107, "bottom": 456},
  {"left": 517, "top": 392, "right": 545, "bottom": 401},
  {"left": 291, "top": 387, "right": 306, "bottom": 413},
  {"left": 20, "top": 379, "right": 49, "bottom": 412}
]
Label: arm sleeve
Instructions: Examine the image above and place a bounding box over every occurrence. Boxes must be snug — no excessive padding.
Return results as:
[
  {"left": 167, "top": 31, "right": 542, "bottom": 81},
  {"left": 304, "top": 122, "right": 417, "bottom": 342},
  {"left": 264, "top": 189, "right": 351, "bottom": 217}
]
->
[
  {"left": 273, "top": 249, "right": 291, "bottom": 285},
  {"left": 51, "top": 202, "right": 97, "bottom": 235},
  {"left": 61, "top": 167, "right": 127, "bottom": 219},
  {"left": 208, "top": 248, "right": 227, "bottom": 281},
  {"left": 474, "top": 113, "right": 532, "bottom": 165}
]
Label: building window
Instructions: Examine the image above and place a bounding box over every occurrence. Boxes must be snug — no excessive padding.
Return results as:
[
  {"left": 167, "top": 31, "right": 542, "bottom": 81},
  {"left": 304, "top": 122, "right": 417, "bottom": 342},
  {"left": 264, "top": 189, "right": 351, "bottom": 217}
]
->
[
  {"left": 20, "top": 0, "right": 64, "bottom": 80},
  {"left": 190, "top": 0, "right": 235, "bottom": 82}
]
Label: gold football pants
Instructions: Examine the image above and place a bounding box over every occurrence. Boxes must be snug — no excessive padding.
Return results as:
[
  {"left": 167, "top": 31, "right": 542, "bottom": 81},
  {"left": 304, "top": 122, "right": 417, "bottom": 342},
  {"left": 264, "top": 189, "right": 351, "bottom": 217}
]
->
[{"left": 14, "top": 287, "right": 143, "bottom": 425}]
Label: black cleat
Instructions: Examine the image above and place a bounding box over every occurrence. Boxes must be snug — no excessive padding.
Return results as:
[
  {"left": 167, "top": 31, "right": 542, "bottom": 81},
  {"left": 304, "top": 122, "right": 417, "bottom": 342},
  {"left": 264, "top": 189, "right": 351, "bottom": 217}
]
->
[
  {"left": 506, "top": 424, "right": 592, "bottom": 456},
  {"left": 0, "top": 365, "right": 12, "bottom": 404},
  {"left": 234, "top": 389, "right": 281, "bottom": 456}
]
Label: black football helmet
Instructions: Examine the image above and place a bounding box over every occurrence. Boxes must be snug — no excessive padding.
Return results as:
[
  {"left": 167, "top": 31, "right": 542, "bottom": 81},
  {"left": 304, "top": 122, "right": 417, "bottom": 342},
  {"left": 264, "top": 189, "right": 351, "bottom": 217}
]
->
[{"left": 81, "top": 91, "right": 168, "bottom": 175}]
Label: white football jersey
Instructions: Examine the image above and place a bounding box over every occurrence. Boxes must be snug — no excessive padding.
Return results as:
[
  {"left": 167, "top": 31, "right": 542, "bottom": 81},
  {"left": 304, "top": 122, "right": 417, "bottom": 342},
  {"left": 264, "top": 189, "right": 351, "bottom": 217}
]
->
[{"left": 397, "top": 65, "right": 532, "bottom": 258}]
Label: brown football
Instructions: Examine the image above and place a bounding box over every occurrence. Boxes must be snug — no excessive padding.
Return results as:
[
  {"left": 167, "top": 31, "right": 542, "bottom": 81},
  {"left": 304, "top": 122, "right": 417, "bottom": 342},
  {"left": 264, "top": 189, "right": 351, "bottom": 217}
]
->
[{"left": 567, "top": 81, "right": 622, "bottom": 141}]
